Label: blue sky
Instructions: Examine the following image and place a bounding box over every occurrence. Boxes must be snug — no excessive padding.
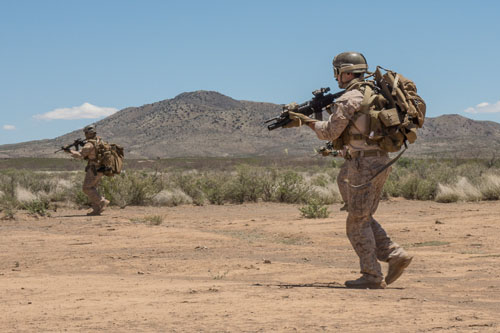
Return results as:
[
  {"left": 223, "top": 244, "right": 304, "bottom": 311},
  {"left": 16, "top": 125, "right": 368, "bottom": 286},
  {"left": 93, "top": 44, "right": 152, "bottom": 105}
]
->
[{"left": 1, "top": 0, "right": 500, "bottom": 145}]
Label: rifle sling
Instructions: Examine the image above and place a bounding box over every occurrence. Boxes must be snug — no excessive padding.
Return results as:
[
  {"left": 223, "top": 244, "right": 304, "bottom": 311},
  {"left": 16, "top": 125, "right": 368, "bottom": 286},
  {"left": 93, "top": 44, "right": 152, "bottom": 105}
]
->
[{"left": 348, "top": 147, "right": 407, "bottom": 189}]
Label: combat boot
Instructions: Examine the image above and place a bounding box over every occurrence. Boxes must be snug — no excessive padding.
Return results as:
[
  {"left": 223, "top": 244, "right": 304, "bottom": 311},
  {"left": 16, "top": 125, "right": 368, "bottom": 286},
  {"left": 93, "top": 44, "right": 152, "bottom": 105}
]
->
[
  {"left": 345, "top": 276, "right": 386, "bottom": 289},
  {"left": 86, "top": 209, "right": 101, "bottom": 216},
  {"left": 385, "top": 255, "right": 413, "bottom": 285},
  {"left": 86, "top": 202, "right": 105, "bottom": 216},
  {"left": 99, "top": 199, "right": 110, "bottom": 213}
]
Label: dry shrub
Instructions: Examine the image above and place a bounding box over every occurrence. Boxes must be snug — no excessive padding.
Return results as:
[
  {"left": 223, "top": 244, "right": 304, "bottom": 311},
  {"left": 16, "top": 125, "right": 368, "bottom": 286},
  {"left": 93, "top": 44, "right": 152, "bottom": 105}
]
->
[
  {"left": 435, "top": 184, "right": 461, "bottom": 203},
  {"left": 435, "top": 177, "right": 482, "bottom": 203},
  {"left": 131, "top": 215, "right": 164, "bottom": 225},
  {"left": 309, "top": 184, "right": 342, "bottom": 205},
  {"left": 152, "top": 189, "right": 193, "bottom": 206},
  {"left": 15, "top": 186, "right": 38, "bottom": 203},
  {"left": 480, "top": 174, "right": 500, "bottom": 200}
]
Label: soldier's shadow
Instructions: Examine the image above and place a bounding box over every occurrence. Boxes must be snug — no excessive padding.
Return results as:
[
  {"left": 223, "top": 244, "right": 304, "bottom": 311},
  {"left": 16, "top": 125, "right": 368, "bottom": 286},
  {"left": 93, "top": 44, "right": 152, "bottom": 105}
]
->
[
  {"left": 58, "top": 214, "right": 99, "bottom": 218},
  {"left": 254, "top": 282, "right": 344, "bottom": 289},
  {"left": 253, "top": 282, "right": 404, "bottom": 290}
]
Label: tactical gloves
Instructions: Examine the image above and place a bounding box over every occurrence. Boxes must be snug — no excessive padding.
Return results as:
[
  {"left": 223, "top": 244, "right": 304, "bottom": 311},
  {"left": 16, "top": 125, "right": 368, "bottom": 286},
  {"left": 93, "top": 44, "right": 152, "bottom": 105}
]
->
[{"left": 283, "top": 111, "right": 318, "bottom": 128}]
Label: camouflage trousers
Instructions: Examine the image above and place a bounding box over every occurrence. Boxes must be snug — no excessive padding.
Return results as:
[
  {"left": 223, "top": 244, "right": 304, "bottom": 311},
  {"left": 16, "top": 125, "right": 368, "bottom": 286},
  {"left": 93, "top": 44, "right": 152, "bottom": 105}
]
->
[
  {"left": 337, "top": 162, "right": 348, "bottom": 204},
  {"left": 83, "top": 165, "right": 104, "bottom": 211},
  {"left": 344, "top": 155, "right": 407, "bottom": 283}
]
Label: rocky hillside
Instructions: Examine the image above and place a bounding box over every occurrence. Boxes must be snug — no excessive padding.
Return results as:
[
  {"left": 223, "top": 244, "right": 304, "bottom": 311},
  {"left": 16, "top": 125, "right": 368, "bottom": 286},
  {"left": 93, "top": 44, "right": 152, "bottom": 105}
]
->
[
  {"left": 1, "top": 91, "right": 499, "bottom": 159},
  {"left": 410, "top": 114, "right": 500, "bottom": 157}
]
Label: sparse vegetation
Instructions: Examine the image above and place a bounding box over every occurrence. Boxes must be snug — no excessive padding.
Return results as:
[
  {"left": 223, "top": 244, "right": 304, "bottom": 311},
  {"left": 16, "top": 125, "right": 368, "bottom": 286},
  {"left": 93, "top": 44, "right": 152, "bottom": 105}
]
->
[
  {"left": 131, "top": 215, "right": 164, "bottom": 225},
  {"left": 0, "top": 157, "right": 499, "bottom": 214},
  {"left": 22, "top": 199, "right": 50, "bottom": 216},
  {"left": 299, "top": 199, "right": 330, "bottom": 219},
  {"left": 100, "top": 171, "right": 163, "bottom": 207}
]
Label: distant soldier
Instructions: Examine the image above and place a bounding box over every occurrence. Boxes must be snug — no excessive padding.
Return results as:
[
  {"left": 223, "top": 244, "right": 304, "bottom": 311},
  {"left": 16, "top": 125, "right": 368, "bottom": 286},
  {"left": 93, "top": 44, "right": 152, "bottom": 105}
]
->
[
  {"left": 287, "top": 52, "right": 413, "bottom": 289},
  {"left": 66, "top": 124, "right": 109, "bottom": 216}
]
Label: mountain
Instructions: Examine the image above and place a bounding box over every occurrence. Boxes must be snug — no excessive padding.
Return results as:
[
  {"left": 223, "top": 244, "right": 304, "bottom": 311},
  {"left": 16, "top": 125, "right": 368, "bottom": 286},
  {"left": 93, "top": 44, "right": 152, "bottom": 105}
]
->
[
  {"left": 1, "top": 91, "right": 499, "bottom": 159},
  {"left": 409, "top": 114, "right": 500, "bottom": 157}
]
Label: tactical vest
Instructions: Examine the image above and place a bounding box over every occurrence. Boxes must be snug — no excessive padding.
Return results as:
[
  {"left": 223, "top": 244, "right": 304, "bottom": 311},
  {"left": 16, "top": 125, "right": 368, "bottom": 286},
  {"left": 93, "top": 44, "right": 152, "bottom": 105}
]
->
[{"left": 330, "top": 67, "right": 426, "bottom": 153}]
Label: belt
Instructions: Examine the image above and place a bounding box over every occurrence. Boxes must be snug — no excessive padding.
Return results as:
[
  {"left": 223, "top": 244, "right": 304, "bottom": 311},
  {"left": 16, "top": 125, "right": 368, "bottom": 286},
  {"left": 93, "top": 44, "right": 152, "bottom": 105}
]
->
[{"left": 348, "top": 150, "right": 388, "bottom": 158}]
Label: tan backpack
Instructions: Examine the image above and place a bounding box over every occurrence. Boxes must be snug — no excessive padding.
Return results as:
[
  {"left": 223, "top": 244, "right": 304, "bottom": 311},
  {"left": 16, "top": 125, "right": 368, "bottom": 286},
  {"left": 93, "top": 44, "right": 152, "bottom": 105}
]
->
[
  {"left": 362, "top": 66, "right": 426, "bottom": 152},
  {"left": 90, "top": 139, "right": 124, "bottom": 176}
]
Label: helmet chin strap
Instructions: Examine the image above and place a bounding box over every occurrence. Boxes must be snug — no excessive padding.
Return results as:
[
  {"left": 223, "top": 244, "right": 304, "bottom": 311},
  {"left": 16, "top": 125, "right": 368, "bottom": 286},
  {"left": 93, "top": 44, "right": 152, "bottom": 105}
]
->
[{"left": 337, "top": 73, "right": 351, "bottom": 89}]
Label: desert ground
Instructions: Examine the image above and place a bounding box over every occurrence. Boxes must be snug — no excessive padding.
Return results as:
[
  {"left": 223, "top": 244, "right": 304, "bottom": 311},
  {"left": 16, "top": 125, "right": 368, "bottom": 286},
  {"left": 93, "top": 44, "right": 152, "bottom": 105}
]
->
[{"left": 1, "top": 199, "right": 499, "bottom": 332}]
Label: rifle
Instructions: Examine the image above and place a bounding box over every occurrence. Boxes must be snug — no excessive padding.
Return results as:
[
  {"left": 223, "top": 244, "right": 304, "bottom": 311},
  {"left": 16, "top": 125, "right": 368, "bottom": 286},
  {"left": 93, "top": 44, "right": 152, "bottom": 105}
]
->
[
  {"left": 54, "top": 138, "right": 87, "bottom": 153},
  {"left": 265, "top": 88, "right": 346, "bottom": 131}
]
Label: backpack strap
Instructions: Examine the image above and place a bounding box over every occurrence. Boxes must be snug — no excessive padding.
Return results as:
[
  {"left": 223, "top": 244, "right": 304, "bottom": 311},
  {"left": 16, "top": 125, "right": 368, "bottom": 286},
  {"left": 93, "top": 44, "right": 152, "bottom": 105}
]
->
[
  {"left": 348, "top": 82, "right": 379, "bottom": 143},
  {"left": 360, "top": 84, "right": 379, "bottom": 114}
]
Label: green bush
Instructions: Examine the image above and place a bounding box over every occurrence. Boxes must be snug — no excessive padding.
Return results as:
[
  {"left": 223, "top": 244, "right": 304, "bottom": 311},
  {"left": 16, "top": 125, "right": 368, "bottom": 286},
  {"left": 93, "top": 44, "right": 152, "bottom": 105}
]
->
[
  {"left": 299, "top": 199, "right": 330, "bottom": 218},
  {"left": 225, "top": 165, "right": 264, "bottom": 203},
  {"left": 200, "top": 173, "right": 228, "bottom": 205},
  {"left": 73, "top": 188, "right": 91, "bottom": 208},
  {"left": 100, "top": 171, "right": 162, "bottom": 207},
  {"left": 0, "top": 194, "right": 18, "bottom": 220},
  {"left": 21, "top": 199, "right": 50, "bottom": 216},
  {"left": 172, "top": 172, "right": 206, "bottom": 205},
  {"left": 274, "top": 171, "right": 310, "bottom": 203}
]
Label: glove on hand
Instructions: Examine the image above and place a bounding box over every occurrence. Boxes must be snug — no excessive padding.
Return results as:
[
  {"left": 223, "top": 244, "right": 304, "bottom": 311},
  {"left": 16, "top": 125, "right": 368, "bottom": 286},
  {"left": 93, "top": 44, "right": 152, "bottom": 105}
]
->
[
  {"left": 283, "top": 111, "right": 318, "bottom": 128},
  {"left": 284, "top": 102, "right": 299, "bottom": 112}
]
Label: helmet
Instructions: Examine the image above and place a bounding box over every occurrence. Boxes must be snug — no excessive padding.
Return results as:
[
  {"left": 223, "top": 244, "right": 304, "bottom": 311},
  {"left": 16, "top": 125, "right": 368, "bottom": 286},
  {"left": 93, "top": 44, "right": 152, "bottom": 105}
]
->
[
  {"left": 83, "top": 124, "right": 96, "bottom": 134},
  {"left": 332, "top": 52, "right": 368, "bottom": 76}
]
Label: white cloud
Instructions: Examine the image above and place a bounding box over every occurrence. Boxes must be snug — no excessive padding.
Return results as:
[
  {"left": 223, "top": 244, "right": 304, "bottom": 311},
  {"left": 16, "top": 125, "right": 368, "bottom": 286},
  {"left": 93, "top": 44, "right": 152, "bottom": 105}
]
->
[
  {"left": 464, "top": 100, "right": 500, "bottom": 114},
  {"left": 3, "top": 125, "right": 16, "bottom": 130},
  {"left": 34, "top": 103, "right": 118, "bottom": 120}
]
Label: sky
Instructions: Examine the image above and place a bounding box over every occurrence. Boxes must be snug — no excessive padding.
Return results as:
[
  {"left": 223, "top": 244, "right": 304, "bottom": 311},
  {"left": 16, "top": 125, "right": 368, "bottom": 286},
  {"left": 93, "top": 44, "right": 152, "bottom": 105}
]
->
[{"left": 1, "top": 0, "right": 500, "bottom": 145}]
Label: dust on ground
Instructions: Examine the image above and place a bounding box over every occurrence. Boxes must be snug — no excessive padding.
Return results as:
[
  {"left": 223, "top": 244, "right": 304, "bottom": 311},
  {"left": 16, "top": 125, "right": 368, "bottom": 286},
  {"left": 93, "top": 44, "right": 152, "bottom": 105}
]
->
[{"left": 1, "top": 199, "right": 499, "bottom": 332}]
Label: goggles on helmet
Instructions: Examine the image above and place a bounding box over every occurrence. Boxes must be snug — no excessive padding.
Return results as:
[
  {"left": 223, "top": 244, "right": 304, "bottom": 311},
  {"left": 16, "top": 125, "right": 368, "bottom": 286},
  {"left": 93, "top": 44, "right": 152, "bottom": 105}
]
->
[{"left": 333, "top": 66, "right": 340, "bottom": 77}]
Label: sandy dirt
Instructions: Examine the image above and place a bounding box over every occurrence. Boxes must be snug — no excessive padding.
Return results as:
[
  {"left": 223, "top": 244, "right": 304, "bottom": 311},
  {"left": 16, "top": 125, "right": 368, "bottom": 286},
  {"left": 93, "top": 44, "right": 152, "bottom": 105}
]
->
[{"left": 1, "top": 199, "right": 500, "bottom": 332}]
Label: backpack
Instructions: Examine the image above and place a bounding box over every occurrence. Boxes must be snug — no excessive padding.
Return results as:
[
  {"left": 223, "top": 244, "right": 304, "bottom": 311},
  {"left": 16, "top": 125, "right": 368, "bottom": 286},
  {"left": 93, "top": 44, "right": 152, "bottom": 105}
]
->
[
  {"left": 361, "top": 66, "right": 426, "bottom": 152},
  {"left": 90, "top": 139, "right": 124, "bottom": 176}
]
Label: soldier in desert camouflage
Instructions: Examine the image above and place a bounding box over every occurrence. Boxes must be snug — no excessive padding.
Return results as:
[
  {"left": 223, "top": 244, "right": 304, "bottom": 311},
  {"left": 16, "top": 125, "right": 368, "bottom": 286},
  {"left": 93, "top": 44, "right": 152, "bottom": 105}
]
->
[
  {"left": 286, "top": 52, "right": 413, "bottom": 289},
  {"left": 65, "top": 125, "right": 110, "bottom": 216}
]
